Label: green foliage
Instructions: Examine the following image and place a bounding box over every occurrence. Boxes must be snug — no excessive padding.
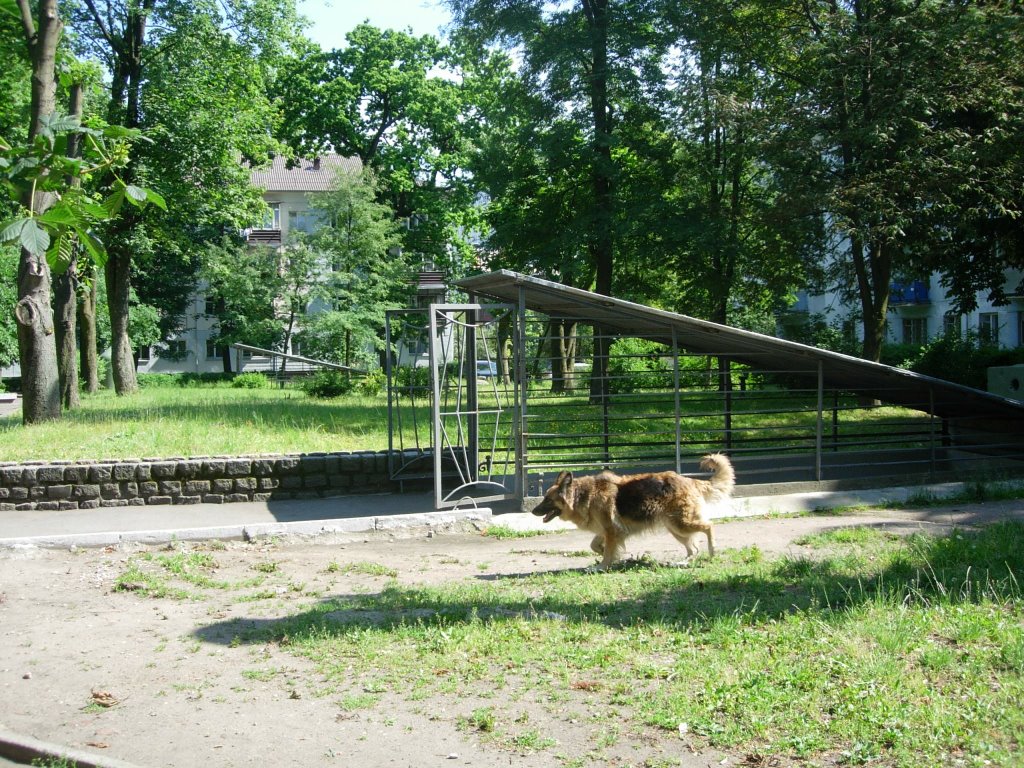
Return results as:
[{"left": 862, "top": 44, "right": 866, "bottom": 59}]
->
[
  {"left": 606, "top": 338, "right": 672, "bottom": 394},
  {"left": 137, "top": 372, "right": 234, "bottom": 388},
  {"left": 275, "top": 25, "right": 479, "bottom": 275},
  {"left": 0, "top": 114, "right": 164, "bottom": 271},
  {"left": 394, "top": 365, "right": 430, "bottom": 390},
  {"left": 231, "top": 372, "right": 273, "bottom": 389},
  {"left": 301, "top": 370, "right": 355, "bottom": 399},
  {"left": 356, "top": 368, "right": 385, "bottom": 397},
  {"left": 909, "top": 333, "right": 1024, "bottom": 390},
  {"left": 0, "top": 244, "right": 17, "bottom": 366},
  {"left": 201, "top": 238, "right": 284, "bottom": 358}
]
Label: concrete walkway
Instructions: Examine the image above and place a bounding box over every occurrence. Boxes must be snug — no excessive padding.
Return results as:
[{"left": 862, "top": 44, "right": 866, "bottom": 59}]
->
[{"left": 0, "top": 478, "right": 995, "bottom": 550}]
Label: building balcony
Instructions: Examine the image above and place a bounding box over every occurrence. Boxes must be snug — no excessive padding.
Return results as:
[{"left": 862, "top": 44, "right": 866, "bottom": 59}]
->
[
  {"left": 890, "top": 280, "right": 930, "bottom": 305},
  {"left": 246, "top": 228, "right": 282, "bottom": 246}
]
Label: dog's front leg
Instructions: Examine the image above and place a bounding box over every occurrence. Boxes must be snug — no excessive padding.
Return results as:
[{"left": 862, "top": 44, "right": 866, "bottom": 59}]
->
[{"left": 590, "top": 535, "right": 605, "bottom": 555}]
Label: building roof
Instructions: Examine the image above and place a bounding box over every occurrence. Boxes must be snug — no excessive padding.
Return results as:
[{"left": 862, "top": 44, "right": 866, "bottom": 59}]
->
[
  {"left": 249, "top": 154, "right": 361, "bottom": 193},
  {"left": 457, "top": 269, "right": 1024, "bottom": 422}
]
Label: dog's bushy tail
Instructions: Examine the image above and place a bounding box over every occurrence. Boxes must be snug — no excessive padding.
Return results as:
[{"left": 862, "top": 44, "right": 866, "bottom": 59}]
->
[{"left": 699, "top": 453, "right": 735, "bottom": 501}]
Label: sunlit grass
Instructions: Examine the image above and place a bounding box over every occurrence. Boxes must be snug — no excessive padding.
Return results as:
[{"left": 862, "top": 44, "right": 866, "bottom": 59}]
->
[
  {"left": 205, "top": 522, "right": 1021, "bottom": 767},
  {"left": 0, "top": 386, "right": 390, "bottom": 461}
]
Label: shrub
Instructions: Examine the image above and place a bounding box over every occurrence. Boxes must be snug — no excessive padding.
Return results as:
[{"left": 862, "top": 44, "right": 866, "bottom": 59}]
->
[
  {"left": 394, "top": 365, "right": 430, "bottom": 390},
  {"left": 910, "top": 333, "right": 1024, "bottom": 390},
  {"left": 301, "top": 370, "right": 355, "bottom": 398},
  {"left": 607, "top": 338, "right": 672, "bottom": 394},
  {"left": 356, "top": 368, "right": 385, "bottom": 396},
  {"left": 137, "top": 373, "right": 180, "bottom": 389},
  {"left": 231, "top": 372, "right": 273, "bottom": 389}
]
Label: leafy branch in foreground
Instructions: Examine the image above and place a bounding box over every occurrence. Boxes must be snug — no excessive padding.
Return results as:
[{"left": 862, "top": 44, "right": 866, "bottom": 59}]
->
[{"left": 0, "top": 112, "right": 165, "bottom": 274}]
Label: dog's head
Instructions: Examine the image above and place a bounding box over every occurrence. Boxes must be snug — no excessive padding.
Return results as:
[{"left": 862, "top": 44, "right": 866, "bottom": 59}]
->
[{"left": 531, "top": 470, "right": 574, "bottom": 523}]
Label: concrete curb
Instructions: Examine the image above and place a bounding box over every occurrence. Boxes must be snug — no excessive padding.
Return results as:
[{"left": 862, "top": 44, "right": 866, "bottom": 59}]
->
[
  {"left": 0, "top": 725, "right": 145, "bottom": 768},
  {"left": 0, "top": 508, "right": 497, "bottom": 550}
]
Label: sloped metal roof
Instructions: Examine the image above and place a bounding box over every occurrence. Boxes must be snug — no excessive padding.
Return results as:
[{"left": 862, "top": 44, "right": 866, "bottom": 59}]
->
[
  {"left": 457, "top": 270, "right": 1024, "bottom": 422},
  {"left": 249, "top": 154, "right": 361, "bottom": 192}
]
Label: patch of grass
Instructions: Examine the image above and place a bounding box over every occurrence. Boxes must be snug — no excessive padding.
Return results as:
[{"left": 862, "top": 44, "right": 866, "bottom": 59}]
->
[
  {"left": 331, "top": 561, "right": 399, "bottom": 578},
  {"left": 114, "top": 549, "right": 268, "bottom": 600},
  {"left": 482, "top": 525, "right": 550, "bottom": 540},
  {"left": 460, "top": 706, "right": 497, "bottom": 733},
  {"left": 794, "top": 526, "right": 900, "bottom": 548},
  {"left": 31, "top": 757, "right": 79, "bottom": 768},
  {"left": 224, "top": 521, "right": 1024, "bottom": 768}
]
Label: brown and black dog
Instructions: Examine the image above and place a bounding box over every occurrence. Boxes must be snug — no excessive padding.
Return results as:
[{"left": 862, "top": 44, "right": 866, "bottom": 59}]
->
[{"left": 531, "top": 454, "right": 734, "bottom": 570}]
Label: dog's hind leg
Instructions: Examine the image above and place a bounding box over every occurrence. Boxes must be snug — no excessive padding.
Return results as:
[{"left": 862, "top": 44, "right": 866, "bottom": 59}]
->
[
  {"left": 666, "top": 521, "right": 715, "bottom": 561},
  {"left": 590, "top": 534, "right": 605, "bottom": 556}
]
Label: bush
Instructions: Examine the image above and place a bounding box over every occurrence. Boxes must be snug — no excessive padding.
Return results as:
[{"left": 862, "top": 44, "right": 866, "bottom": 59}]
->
[
  {"left": 231, "top": 372, "right": 273, "bottom": 389},
  {"left": 607, "top": 338, "right": 673, "bottom": 394},
  {"left": 356, "top": 368, "right": 385, "bottom": 396},
  {"left": 301, "top": 370, "right": 355, "bottom": 398},
  {"left": 394, "top": 365, "right": 431, "bottom": 390},
  {"left": 138, "top": 372, "right": 235, "bottom": 389},
  {"left": 137, "top": 373, "right": 180, "bottom": 389},
  {"left": 910, "top": 333, "right": 1024, "bottom": 390}
]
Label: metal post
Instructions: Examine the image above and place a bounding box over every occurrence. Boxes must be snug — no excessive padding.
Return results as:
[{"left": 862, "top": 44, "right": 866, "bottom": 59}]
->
[
  {"left": 516, "top": 286, "right": 528, "bottom": 501},
  {"left": 466, "top": 306, "right": 479, "bottom": 491},
  {"left": 429, "top": 306, "right": 443, "bottom": 509},
  {"left": 385, "top": 312, "right": 394, "bottom": 479},
  {"left": 815, "top": 361, "right": 824, "bottom": 481},
  {"left": 721, "top": 357, "right": 732, "bottom": 451},
  {"left": 929, "top": 386, "right": 936, "bottom": 474},
  {"left": 671, "top": 326, "right": 682, "bottom": 474}
]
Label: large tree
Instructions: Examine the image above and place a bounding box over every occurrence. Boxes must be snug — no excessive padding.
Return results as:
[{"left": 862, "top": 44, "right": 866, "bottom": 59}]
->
[
  {"left": 766, "top": 0, "right": 1024, "bottom": 362},
  {"left": 70, "top": 0, "right": 302, "bottom": 393},
  {"left": 275, "top": 24, "right": 479, "bottom": 276},
  {"left": 8, "top": 0, "right": 63, "bottom": 422},
  {"left": 298, "top": 169, "right": 406, "bottom": 368}
]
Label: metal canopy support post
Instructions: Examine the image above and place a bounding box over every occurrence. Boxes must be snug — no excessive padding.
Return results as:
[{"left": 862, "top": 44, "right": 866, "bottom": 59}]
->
[
  {"left": 516, "top": 286, "right": 529, "bottom": 499},
  {"left": 815, "top": 360, "right": 824, "bottom": 482},
  {"left": 428, "top": 306, "right": 444, "bottom": 509},
  {"left": 671, "top": 326, "right": 682, "bottom": 474}
]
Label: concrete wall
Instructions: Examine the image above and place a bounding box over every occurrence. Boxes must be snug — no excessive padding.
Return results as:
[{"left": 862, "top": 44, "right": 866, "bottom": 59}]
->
[{"left": 0, "top": 451, "right": 393, "bottom": 511}]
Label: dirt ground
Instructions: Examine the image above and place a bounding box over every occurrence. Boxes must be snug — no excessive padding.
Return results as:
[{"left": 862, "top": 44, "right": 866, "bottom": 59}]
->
[{"left": 2, "top": 501, "right": 1022, "bottom": 768}]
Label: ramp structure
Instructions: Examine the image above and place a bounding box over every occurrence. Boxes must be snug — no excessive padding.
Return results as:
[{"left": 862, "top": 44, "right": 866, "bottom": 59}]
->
[{"left": 387, "top": 270, "right": 1024, "bottom": 508}]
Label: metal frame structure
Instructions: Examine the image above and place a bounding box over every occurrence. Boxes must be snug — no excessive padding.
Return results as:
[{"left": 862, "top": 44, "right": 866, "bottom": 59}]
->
[{"left": 388, "top": 271, "right": 1024, "bottom": 510}]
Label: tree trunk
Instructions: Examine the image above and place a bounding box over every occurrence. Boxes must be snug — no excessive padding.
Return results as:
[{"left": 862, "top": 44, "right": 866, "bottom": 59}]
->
[
  {"left": 91, "top": 0, "right": 153, "bottom": 395},
  {"left": 78, "top": 268, "right": 99, "bottom": 393},
  {"left": 105, "top": 251, "right": 138, "bottom": 394},
  {"left": 55, "top": 82, "right": 84, "bottom": 410},
  {"left": 15, "top": 0, "right": 63, "bottom": 424},
  {"left": 583, "top": 0, "right": 614, "bottom": 404},
  {"left": 54, "top": 263, "right": 80, "bottom": 409}
]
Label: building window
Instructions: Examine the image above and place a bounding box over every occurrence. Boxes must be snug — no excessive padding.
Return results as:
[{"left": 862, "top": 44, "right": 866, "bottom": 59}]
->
[
  {"left": 262, "top": 202, "right": 281, "bottom": 229},
  {"left": 166, "top": 340, "right": 187, "bottom": 359},
  {"left": 943, "top": 311, "right": 961, "bottom": 338},
  {"left": 978, "top": 313, "right": 999, "bottom": 346},
  {"left": 288, "top": 209, "right": 325, "bottom": 235},
  {"left": 204, "top": 297, "right": 216, "bottom": 316},
  {"left": 137, "top": 345, "right": 151, "bottom": 362},
  {"left": 902, "top": 317, "right": 927, "bottom": 345},
  {"left": 206, "top": 340, "right": 222, "bottom": 359}
]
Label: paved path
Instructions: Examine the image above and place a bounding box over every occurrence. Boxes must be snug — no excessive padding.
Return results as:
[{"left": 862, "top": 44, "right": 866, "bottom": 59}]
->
[{"left": 1, "top": 475, "right": 1013, "bottom": 550}]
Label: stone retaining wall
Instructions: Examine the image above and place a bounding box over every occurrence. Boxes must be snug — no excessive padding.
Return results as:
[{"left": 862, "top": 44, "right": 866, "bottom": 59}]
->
[{"left": 0, "top": 452, "right": 395, "bottom": 511}]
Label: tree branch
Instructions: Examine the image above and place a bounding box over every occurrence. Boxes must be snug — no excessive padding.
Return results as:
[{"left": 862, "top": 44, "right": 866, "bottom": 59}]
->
[{"left": 15, "top": 0, "right": 35, "bottom": 45}]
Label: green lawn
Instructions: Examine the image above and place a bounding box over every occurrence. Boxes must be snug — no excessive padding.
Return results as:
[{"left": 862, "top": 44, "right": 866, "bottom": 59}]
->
[
  {"left": 118, "top": 521, "right": 1024, "bottom": 767},
  {"left": 0, "top": 382, "right": 934, "bottom": 464},
  {"left": 0, "top": 386, "right": 391, "bottom": 462}
]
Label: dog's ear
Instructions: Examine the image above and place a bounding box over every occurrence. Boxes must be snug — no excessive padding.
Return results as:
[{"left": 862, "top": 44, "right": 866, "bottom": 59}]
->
[{"left": 557, "top": 471, "right": 574, "bottom": 491}]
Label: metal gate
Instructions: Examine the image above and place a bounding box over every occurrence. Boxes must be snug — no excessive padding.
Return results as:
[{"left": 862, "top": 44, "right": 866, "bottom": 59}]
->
[{"left": 386, "top": 303, "right": 520, "bottom": 508}]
